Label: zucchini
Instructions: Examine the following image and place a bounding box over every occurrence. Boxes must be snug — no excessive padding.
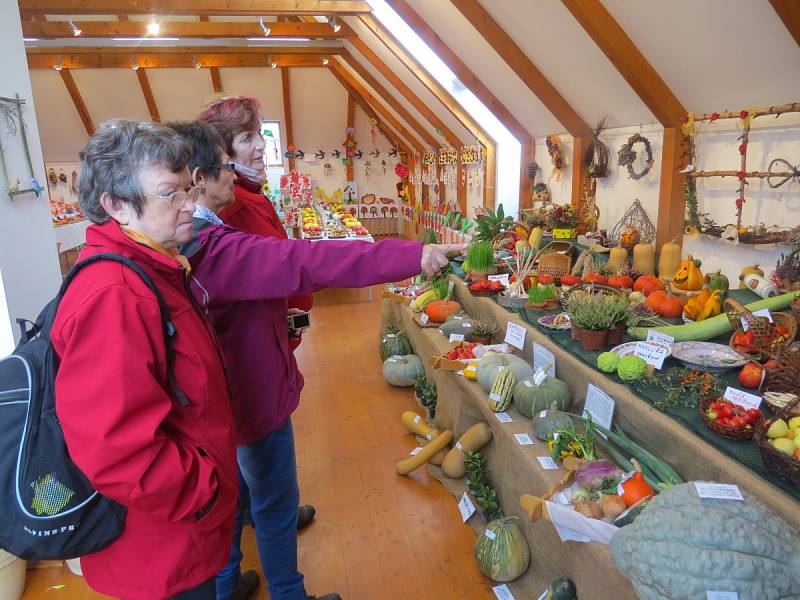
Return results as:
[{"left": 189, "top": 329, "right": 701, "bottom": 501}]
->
[{"left": 627, "top": 291, "right": 798, "bottom": 341}]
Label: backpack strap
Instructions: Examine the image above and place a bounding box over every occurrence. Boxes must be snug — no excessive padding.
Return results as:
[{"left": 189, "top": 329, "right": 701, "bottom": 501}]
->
[{"left": 39, "top": 253, "right": 190, "bottom": 406}]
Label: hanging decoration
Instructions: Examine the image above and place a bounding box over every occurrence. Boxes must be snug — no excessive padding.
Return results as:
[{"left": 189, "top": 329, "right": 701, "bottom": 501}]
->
[
  {"left": 394, "top": 162, "right": 410, "bottom": 179},
  {"left": 546, "top": 134, "right": 565, "bottom": 181},
  {"left": 438, "top": 147, "right": 457, "bottom": 187},
  {"left": 617, "top": 133, "right": 655, "bottom": 180},
  {"left": 609, "top": 199, "right": 656, "bottom": 246},
  {"left": 422, "top": 151, "right": 437, "bottom": 187},
  {"left": 369, "top": 149, "right": 380, "bottom": 158},
  {"left": 408, "top": 151, "right": 421, "bottom": 186},
  {"left": 381, "top": 159, "right": 388, "bottom": 175},
  {"left": 582, "top": 117, "right": 611, "bottom": 178},
  {"left": 314, "top": 150, "right": 326, "bottom": 160},
  {"left": 364, "top": 160, "right": 373, "bottom": 178},
  {"left": 323, "top": 162, "right": 333, "bottom": 178},
  {"left": 460, "top": 144, "right": 484, "bottom": 190},
  {"left": 368, "top": 117, "right": 378, "bottom": 148},
  {"left": 342, "top": 127, "right": 357, "bottom": 165}
]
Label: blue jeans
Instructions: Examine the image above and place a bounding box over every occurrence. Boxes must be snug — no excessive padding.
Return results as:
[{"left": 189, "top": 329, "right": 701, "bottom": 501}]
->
[{"left": 216, "top": 419, "right": 305, "bottom": 600}]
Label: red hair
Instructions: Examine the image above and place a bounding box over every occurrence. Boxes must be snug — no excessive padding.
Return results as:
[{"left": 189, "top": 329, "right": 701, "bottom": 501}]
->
[{"left": 198, "top": 96, "right": 262, "bottom": 156}]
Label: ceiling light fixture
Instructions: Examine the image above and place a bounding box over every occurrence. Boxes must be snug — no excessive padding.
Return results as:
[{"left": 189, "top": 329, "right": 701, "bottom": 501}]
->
[
  {"left": 329, "top": 16, "right": 341, "bottom": 33},
  {"left": 147, "top": 19, "right": 160, "bottom": 35},
  {"left": 269, "top": 54, "right": 277, "bottom": 69},
  {"left": 259, "top": 16, "right": 271, "bottom": 36},
  {"left": 192, "top": 56, "right": 201, "bottom": 70},
  {"left": 54, "top": 56, "right": 63, "bottom": 71},
  {"left": 131, "top": 56, "right": 139, "bottom": 71},
  {"left": 23, "top": 38, "right": 40, "bottom": 42},
  {"left": 321, "top": 55, "right": 329, "bottom": 65},
  {"left": 112, "top": 37, "right": 179, "bottom": 41},
  {"left": 246, "top": 37, "right": 310, "bottom": 42},
  {"left": 68, "top": 16, "right": 81, "bottom": 37}
]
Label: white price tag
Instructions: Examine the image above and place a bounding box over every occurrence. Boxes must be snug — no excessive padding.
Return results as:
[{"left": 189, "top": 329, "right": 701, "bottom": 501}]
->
[
  {"left": 489, "top": 392, "right": 502, "bottom": 403},
  {"left": 458, "top": 492, "right": 476, "bottom": 522},
  {"left": 583, "top": 384, "right": 615, "bottom": 431},
  {"left": 532, "top": 343, "right": 556, "bottom": 377},
  {"left": 634, "top": 342, "right": 670, "bottom": 369},
  {"left": 420, "top": 313, "right": 430, "bottom": 324},
  {"left": 539, "top": 409, "right": 548, "bottom": 418},
  {"left": 484, "top": 528, "right": 496, "bottom": 540},
  {"left": 647, "top": 330, "right": 674, "bottom": 345},
  {"left": 533, "top": 368, "right": 547, "bottom": 386},
  {"left": 413, "top": 414, "right": 421, "bottom": 423},
  {"left": 537, "top": 456, "right": 559, "bottom": 470},
  {"left": 448, "top": 280, "right": 455, "bottom": 296},
  {"left": 694, "top": 482, "right": 744, "bottom": 501},
  {"left": 449, "top": 333, "right": 465, "bottom": 342},
  {"left": 706, "top": 592, "right": 739, "bottom": 600},
  {"left": 537, "top": 590, "right": 548, "bottom": 600},
  {"left": 455, "top": 442, "right": 463, "bottom": 450},
  {"left": 514, "top": 433, "right": 534, "bottom": 446},
  {"left": 385, "top": 333, "right": 396, "bottom": 338},
  {"left": 723, "top": 387, "right": 762, "bottom": 411},
  {"left": 409, "top": 447, "right": 423, "bottom": 456},
  {"left": 523, "top": 379, "right": 534, "bottom": 388},
  {"left": 752, "top": 308, "right": 773, "bottom": 322},
  {"left": 494, "top": 412, "right": 513, "bottom": 423},
  {"left": 488, "top": 274, "right": 510, "bottom": 287},
  {"left": 504, "top": 322, "right": 527, "bottom": 350},
  {"left": 493, "top": 584, "right": 516, "bottom": 600},
  {"left": 464, "top": 322, "right": 473, "bottom": 328}
]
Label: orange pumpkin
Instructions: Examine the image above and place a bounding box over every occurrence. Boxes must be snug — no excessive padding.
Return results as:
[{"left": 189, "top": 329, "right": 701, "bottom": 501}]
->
[
  {"left": 633, "top": 275, "right": 665, "bottom": 297},
  {"left": 645, "top": 290, "right": 685, "bottom": 318},
  {"left": 620, "top": 226, "right": 641, "bottom": 249},
  {"left": 607, "top": 274, "right": 634, "bottom": 289},
  {"left": 560, "top": 274, "right": 581, "bottom": 286},
  {"left": 672, "top": 255, "right": 704, "bottom": 291},
  {"left": 424, "top": 300, "right": 461, "bottom": 323},
  {"left": 538, "top": 274, "right": 555, "bottom": 285},
  {"left": 582, "top": 273, "right": 608, "bottom": 284}
]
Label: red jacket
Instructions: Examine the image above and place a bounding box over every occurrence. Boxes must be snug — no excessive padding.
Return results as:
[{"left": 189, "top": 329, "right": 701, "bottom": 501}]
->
[{"left": 51, "top": 222, "right": 238, "bottom": 599}]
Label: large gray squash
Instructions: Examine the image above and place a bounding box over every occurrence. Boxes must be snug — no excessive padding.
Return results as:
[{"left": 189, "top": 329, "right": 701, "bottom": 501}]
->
[
  {"left": 382, "top": 355, "right": 424, "bottom": 387},
  {"left": 610, "top": 482, "right": 800, "bottom": 600},
  {"left": 476, "top": 354, "right": 534, "bottom": 393}
]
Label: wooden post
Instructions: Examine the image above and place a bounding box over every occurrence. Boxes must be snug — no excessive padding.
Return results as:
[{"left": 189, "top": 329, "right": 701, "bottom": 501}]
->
[
  {"left": 655, "top": 128, "right": 686, "bottom": 249},
  {"left": 281, "top": 67, "right": 295, "bottom": 172},
  {"left": 59, "top": 69, "right": 94, "bottom": 135},
  {"left": 135, "top": 68, "right": 160, "bottom": 122},
  {"left": 519, "top": 137, "right": 535, "bottom": 210},
  {"left": 209, "top": 68, "right": 223, "bottom": 93},
  {"left": 346, "top": 94, "right": 355, "bottom": 182},
  {"left": 484, "top": 143, "right": 495, "bottom": 210},
  {"left": 571, "top": 135, "right": 589, "bottom": 229}
]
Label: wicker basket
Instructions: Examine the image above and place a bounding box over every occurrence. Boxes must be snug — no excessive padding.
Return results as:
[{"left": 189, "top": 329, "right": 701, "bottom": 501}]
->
[
  {"left": 754, "top": 417, "right": 800, "bottom": 485},
  {"left": 699, "top": 397, "right": 759, "bottom": 440},
  {"left": 761, "top": 346, "right": 800, "bottom": 416},
  {"left": 791, "top": 301, "right": 800, "bottom": 327},
  {"left": 725, "top": 297, "right": 797, "bottom": 360},
  {"left": 468, "top": 286, "right": 502, "bottom": 298},
  {"left": 490, "top": 221, "right": 531, "bottom": 251},
  {"left": 538, "top": 252, "right": 572, "bottom": 278}
]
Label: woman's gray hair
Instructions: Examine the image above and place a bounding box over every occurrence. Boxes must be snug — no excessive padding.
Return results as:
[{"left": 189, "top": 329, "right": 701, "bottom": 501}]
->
[{"left": 78, "top": 120, "right": 190, "bottom": 224}]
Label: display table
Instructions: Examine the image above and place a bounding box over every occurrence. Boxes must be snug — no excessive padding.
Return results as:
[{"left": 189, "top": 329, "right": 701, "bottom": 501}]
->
[
  {"left": 380, "top": 276, "right": 800, "bottom": 599},
  {"left": 53, "top": 219, "right": 88, "bottom": 252}
]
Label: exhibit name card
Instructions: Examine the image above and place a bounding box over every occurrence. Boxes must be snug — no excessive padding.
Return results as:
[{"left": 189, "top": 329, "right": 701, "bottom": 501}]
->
[
  {"left": 449, "top": 333, "right": 465, "bottom": 342},
  {"left": 488, "top": 273, "right": 510, "bottom": 287},
  {"left": 458, "top": 492, "right": 476, "bottom": 522},
  {"left": 583, "top": 384, "right": 615, "bottom": 430},
  {"left": 533, "top": 368, "right": 547, "bottom": 386},
  {"left": 532, "top": 343, "right": 556, "bottom": 377},
  {"left": 420, "top": 313, "right": 430, "bottom": 324},
  {"left": 723, "top": 387, "right": 762, "bottom": 410},
  {"left": 647, "top": 330, "right": 674, "bottom": 346},
  {"left": 634, "top": 342, "right": 669, "bottom": 369},
  {"left": 706, "top": 592, "right": 738, "bottom": 600},
  {"left": 514, "top": 433, "right": 534, "bottom": 446},
  {"left": 493, "top": 584, "right": 516, "bottom": 600},
  {"left": 537, "top": 456, "right": 559, "bottom": 470},
  {"left": 504, "top": 321, "right": 526, "bottom": 350},
  {"left": 694, "top": 482, "right": 744, "bottom": 501},
  {"left": 494, "top": 412, "right": 513, "bottom": 423}
]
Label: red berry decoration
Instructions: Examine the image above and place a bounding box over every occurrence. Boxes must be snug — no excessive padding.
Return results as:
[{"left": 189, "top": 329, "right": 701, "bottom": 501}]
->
[
  {"left": 737, "top": 171, "right": 746, "bottom": 180},
  {"left": 710, "top": 112, "right": 720, "bottom": 122},
  {"left": 681, "top": 115, "right": 689, "bottom": 123},
  {"left": 735, "top": 198, "right": 745, "bottom": 209},
  {"left": 738, "top": 143, "right": 747, "bottom": 155},
  {"left": 740, "top": 110, "right": 749, "bottom": 119}
]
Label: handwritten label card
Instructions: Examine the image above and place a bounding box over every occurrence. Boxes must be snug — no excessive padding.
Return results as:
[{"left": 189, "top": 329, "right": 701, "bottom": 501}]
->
[
  {"left": 488, "top": 274, "right": 510, "bottom": 287},
  {"left": 514, "top": 433, "right": 534, "bottom": 446},
  {"left": 420, "top": 313, "right": 430, "bottom": 325},
  {"left": 634, "top": 342, "right": 670, "bottom": 369},
  {"left": 723, "top": 387, "right": 762, "bottom": 410},
  {"left": 694, "top": 482, "right": 744, "bottom": 501},
  {"left": 458, "top": 492, "right": 476, "bottom": 522},
  {"left": 449, "top": 333, "right": 465, "bottom": 342},
  {"left": 505, "top": 322, "right": 527, "bottom": 350},
  {"left": 537, "top": 456, "right": 559, "bottom": 470},
  {"left": 494, "top": 412, "right": 513, "bottom": 423},
  {"left": 647, "top": 330, "right": 674, "bottom": 345},
  {"left": 532, "top": 343, "right": 556, "bottom": 377},
  {"left": 583, "top": 384, "right": 615, "bottom": 430}
]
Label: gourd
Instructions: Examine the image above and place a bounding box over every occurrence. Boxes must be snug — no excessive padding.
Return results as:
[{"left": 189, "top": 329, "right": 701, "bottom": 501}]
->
[
  {"left": 609, "top": 482, "right": 800, "bottom": 599},
  {"left": 632, "top": 243, "right": 655, "bottom": 275},
  {"left": 474, "top": 517, "right": 531, "bottom": 582},
  {"left": 528, "top": 226, "right": 543, "bottom": 251},
  {"left": 608, "top": 243, "right": 629, "bottom": 272},
  {"left": 582, "top": 272, "right": 607, "bottom": 284},
  {"left": 441, "top": 422, "right": 493, "bottom": 478},
  {"left": 607, "top": 274, "right": 633, "bottom": 289},
  {"left": 399, "top": 413, "right": 448, "bottom": 465},
  {"left": 395, "top": 430, "right": 453, "bottom": 475},
  {"left": 620, "top": 225, "right": 640, "bottom": 249},
  {"left": 706, "top": 270, "right": 729, "bottom": 293},
  {"left": 380, "top": 327, "right": 413, "bottom": 362},
  {"left": 476, "top": 354, "right": 534, "bottom": 392},
  {"left": 545, "top": 577, "right": 577, "bottom": 600},
  {"left": 383, "top": 355, "right": 424, "bottom": 387},
  {"left": 533, "top": 402, "right": 572, "bottom": 441},
  {"left": 439, "top": 314, "right": 474, "bottom": 338},
  {"left": 424, "top": 299, "right": 461, "bottom": 323},
  {"left": 645, "top": 290, "right": 685, "bottom": 318},
  {"left": 739, "top": 264, "right": 764, "bottom": 289},
  {"left": 672, "top": 255, "right": 703, "bottom": 291},
  {"left": 657, "top": 237, "right": 682, "bottom": 281},
  {"left": 488, "top": 368, "right": 516, "bottom": 412},
  {"left": 513, "top": 376, "right": 571, "bottom": 419},
  {"left": 633, "top": 275, "right": 664, "bottom": 297},
  {"left": 560, "top": 273, "right": 581, "bottom": 287}
]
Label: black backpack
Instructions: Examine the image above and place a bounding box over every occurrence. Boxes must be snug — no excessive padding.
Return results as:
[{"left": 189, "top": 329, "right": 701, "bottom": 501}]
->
[{"left": 0, "top": 253, "right": 187, "bottom": 560}]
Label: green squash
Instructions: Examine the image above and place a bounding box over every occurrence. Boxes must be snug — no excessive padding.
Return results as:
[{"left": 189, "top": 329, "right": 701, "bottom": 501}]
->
[
  {"left": 382, "top": 355, "right": 424, "bottom": 387},
  {"left": 473, "top": 517, "right": 530, "bottom": 582},
  {"left": 380, "top": 327, "right": 413, "bottom": 362},
  {"left": 476, "top": 354, "right": 534, "bottom": 393},
  {"left": 546, "top": 577, "right": 577, "bottom": 600},
  {"left": 533, "top": 402, "right": 573, "bottom": 441},
  {"left": 513, "top": 376, "right": 571, "bottom": 419},
  {"left": 438, "top": 314, "right": 475, "bottom": 338},
  {"left": 707, "top": 270, "right": 729, "bottom": 294},
  {"left": 610, "top": 482, "right": 800, "bottom": 599}
]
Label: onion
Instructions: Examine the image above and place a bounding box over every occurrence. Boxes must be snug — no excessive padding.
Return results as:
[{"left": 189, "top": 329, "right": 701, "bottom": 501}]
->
[
  {"left": 575, "top": 459, "right": 623, "bottom": 491},
  {"left": 574, "top": 500, "right": 603, "bottom": 520},
  {"left": 601, "top": 495, "right": 626, "bottom": 520}
]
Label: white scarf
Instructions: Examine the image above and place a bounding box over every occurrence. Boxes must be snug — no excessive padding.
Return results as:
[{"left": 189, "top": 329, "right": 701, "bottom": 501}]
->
[{"left": 233, "top": 162, "right": 266, "bottom": 184}]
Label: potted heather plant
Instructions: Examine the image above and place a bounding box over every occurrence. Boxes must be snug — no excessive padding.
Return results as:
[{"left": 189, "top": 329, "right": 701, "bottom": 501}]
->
[
  {"left": 567, "top": 294, "right": 627, "bottom": 350},
  {"left": 465, "top": 240, "right": 496, "bottom": 281},
  {"left": 470, "top": 315, "right": 498, "bottom": 345}
]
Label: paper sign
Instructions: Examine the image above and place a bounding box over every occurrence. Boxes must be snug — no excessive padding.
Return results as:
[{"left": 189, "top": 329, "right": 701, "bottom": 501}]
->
[
  {"left": 449, "top": 333, "right": 465, "bottom": 342},
  {"left": 539, "top": 410, "right": 548, "bottom": 418},
  {"left": 409, "top": 447, "right": 423, "bottom": 456},
  {"left": 514, "top": 433, "right": 534, "bottom": 446},
  {"left": 706, "top": 592, "right": 739, "bottom": 600},
  {"left": 583, "top": 384, "right": 615, "bottom": 431},
  {"left": 494, "top": 412, "right": 513, "bottom": 423},
  {"left": 634, "top": 342, "right": 670, "bottom": 369},
  {"left": 420, "top": 313, "right": 430, "bottom": 324},
  {"left": 484, "top": 528, "right": 496, "bottom": 540},
  {"left": 694, "top": 482, "right": 744, "bottom": 501},
  {"left": 493, "top": 584, "right": 515, "bottom": 600},
  {"left": 537, "top": 456, "right": 559, "bottom": 470},
  {"left": 488, "top": 274, "right": 510, "bottom": 286},
  {"left": 532, "top": 343, "right": 556, "bottom": 377},
  {"left": 458, "top": 492, "right": 476, "bottom": 522},
  {"left": 504, "top": 322, "right": 527, "bottom": 350},
  {"left": 533, "top": 368, "right": 547, "bottom": 386},
  {"left": 647, "top": 330, "right": 674, "bottom": 345},
  {"left": 723, "top": 387, "right": 762, "bottom": 410}
]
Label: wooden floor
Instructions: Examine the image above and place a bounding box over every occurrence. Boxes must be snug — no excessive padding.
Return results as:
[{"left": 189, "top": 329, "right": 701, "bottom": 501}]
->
[{"left": 22, "top": 285, "right": 493, "bottom": 600}]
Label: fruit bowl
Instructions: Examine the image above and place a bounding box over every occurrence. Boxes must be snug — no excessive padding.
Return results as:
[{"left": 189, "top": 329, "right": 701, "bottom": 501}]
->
[
  {"left": 753, "top": 418, "right": 800, "bottom": 485},
  {"left": 700, "top": 397, "right": 762, "bottom": 440}
]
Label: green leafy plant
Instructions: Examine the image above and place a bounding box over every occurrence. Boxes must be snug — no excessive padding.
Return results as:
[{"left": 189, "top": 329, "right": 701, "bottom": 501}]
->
[
  {"left": 466, "top": 240, "right": 495, "bottom": 274},
  {"left": 413, "top": 374, "right": 438, "bottom": 418},
  {"left": 473, "top": 204, "right": 513, "bottom": 242},
  {"left": 464, "top": 451, "right": 504, "bottom": 520},
  {"left": 423, "top": 228, "right": 439, "bottom": 244}
]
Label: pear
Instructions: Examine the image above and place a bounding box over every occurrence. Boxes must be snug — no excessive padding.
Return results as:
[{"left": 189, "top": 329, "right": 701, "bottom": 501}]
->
[
  {"left": 772, "top": 437, "right": 795, "bottom": 456},
  {"left": 788, "top": 416, "right": 800, "bottom": 431},
  {"left": 766, "top": 419, "right": 789, "bottom": 439}
]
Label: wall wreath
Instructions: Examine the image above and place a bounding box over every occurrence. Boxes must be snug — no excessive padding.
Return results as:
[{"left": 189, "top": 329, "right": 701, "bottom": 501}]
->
[{"left": 617, "top": 133, "right": 654, "bottom": 180}]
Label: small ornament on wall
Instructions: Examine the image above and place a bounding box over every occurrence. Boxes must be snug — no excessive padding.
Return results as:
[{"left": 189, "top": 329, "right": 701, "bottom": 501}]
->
[
  {"left": 545, "top": 134, "right": 565, "bottom": 181},
  {"left": 617, "top": 133, "right": 655, "bottom": 180}
]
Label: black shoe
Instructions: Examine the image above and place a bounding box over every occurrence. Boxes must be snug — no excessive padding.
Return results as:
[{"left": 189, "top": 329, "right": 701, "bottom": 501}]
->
[
  {"left": 226, "top": 570, "right": 259, "bottom": 600},
  {"left": 297, "top": 504, "right": 316, "bottom": 530},
  {"left": 307, "top": 594, "right": 342, "bottom": 600}
]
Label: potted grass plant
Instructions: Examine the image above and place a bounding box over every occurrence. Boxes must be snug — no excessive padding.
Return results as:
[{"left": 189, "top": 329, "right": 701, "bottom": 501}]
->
[
  {"left": 567, "top": 294, "right": 627, "bottom": 350},
  {"left": 527, "top": 283, "right": 559, "bottom": 310},
  {"left": 465, "top": 240, "right": 496, "bottom": 281}
]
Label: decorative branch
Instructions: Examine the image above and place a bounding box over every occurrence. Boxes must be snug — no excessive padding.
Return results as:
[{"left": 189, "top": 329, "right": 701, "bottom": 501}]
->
[{"left": 689, "top": 102, "right": 800, "bottom": 122}]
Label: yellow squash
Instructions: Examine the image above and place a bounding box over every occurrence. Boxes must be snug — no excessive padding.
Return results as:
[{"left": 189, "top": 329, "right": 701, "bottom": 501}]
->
[
  {"left": 672, "top": 255, "right": 704, "bottom": 291},
  {"left": 683, "top": 289, "right": 722, "bottom": 321}
]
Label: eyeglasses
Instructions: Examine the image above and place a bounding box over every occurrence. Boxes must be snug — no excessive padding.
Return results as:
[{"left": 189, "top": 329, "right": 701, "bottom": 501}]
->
[
  {"left": 209, "top": 162, "right": 236, "bottom": 174},
  {"left": 144, "top": 185, "right": 203, "bottom": 210}
]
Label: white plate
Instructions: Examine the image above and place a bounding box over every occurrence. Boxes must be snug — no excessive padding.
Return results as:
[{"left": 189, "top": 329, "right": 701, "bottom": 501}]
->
[
  {"left": 670, "top": 341, "right": 748, "bottom": 372},
  {"left": 537, "top": 313, "right": 571, "bottom": 330},
  {"left": 611, "top": 341, "right": 672, "bottom": 358}
]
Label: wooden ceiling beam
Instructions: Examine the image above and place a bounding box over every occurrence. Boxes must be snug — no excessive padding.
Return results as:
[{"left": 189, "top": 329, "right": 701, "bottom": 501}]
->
[
  {"left": 26, "top": 45, "right": 342, "bottom": 55},
  {"left": 59, "top": 69, "right": 95, "bottom": 135},
  {"left": 19, "top": 0, "right": 372, "bottom": 16},
  {"left": 769, "top": 0, "right": 800, "bottom": 48},
  {"left": 209, "top": 67, "right": 223, "bottom": 93},
  {"left": 135, "top": 68, "right": 160, "bottom": 122},
  {"left": 28, "top": 53, "right": 326, "bottom": 68},
  {"left": 22, "top": 20, "right": 356, "bottom": 39},
  {"left": 561, "top": 0, "right": 686, "bottom": 126}
]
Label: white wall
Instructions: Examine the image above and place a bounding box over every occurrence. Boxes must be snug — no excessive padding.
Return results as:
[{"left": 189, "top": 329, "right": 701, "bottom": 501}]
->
[{"left": 0, "top": 4, "right": 62, "bottom": 354}]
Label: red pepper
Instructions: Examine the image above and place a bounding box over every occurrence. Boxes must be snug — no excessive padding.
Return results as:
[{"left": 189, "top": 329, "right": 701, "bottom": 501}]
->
[{"left": 620, "top": 472, "right": 655, "bottom": 508}]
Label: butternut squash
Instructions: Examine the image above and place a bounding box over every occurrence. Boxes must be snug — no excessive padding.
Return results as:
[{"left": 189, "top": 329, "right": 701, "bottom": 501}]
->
[
  {"left": 657, "top": 237, "right": 682, "bottom": 281},
  {"left": 401, "top": 411, "right": 434, "bottom": 437},
  {"left": 396, "top": 430, "right": 453, "bottom": 475},
  {"left": 632, "top": 243, "right": 655, "bottom": 275},
  {"left": 528, "top": 227, "right": 543, "bottom": 251},
  {"left": 607, "top": 243, "right": 628, "bottom": 272},
  {"left": 441, "top": 422, "right": 493, "bottom": 478}
]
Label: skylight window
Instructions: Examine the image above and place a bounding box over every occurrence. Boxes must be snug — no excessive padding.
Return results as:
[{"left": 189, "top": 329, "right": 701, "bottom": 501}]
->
[{"left": 368, "top": 0, "right": 521, "bottom": 216}]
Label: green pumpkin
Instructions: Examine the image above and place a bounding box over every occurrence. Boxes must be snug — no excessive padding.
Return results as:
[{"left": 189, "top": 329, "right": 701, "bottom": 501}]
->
[
  {"left": 533, "top": 402, "right": 573, "bottom": 441},
  {"left": 382, "top": 355, "right": 424, "bottom": 387},
  {"left": 707, "top": 270, "right": 729, "bottom": 294},
  {"left": 474, "top": 517, "right": 530, "bottom": 582},
  {"left": 476, "top": 354, "right": 534, "bottom": 392},
  {"left": 513, "top": 376, "right": 571, "bottom": 419},
  {"left": 380, "top": 327, "right": 413, "bottom": 362},
  {"left": 546, "top": 577, "right": 577, "bottom": 600},
  {"left": 438, "top": 314, "right": 475, "bottom": 338}
]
